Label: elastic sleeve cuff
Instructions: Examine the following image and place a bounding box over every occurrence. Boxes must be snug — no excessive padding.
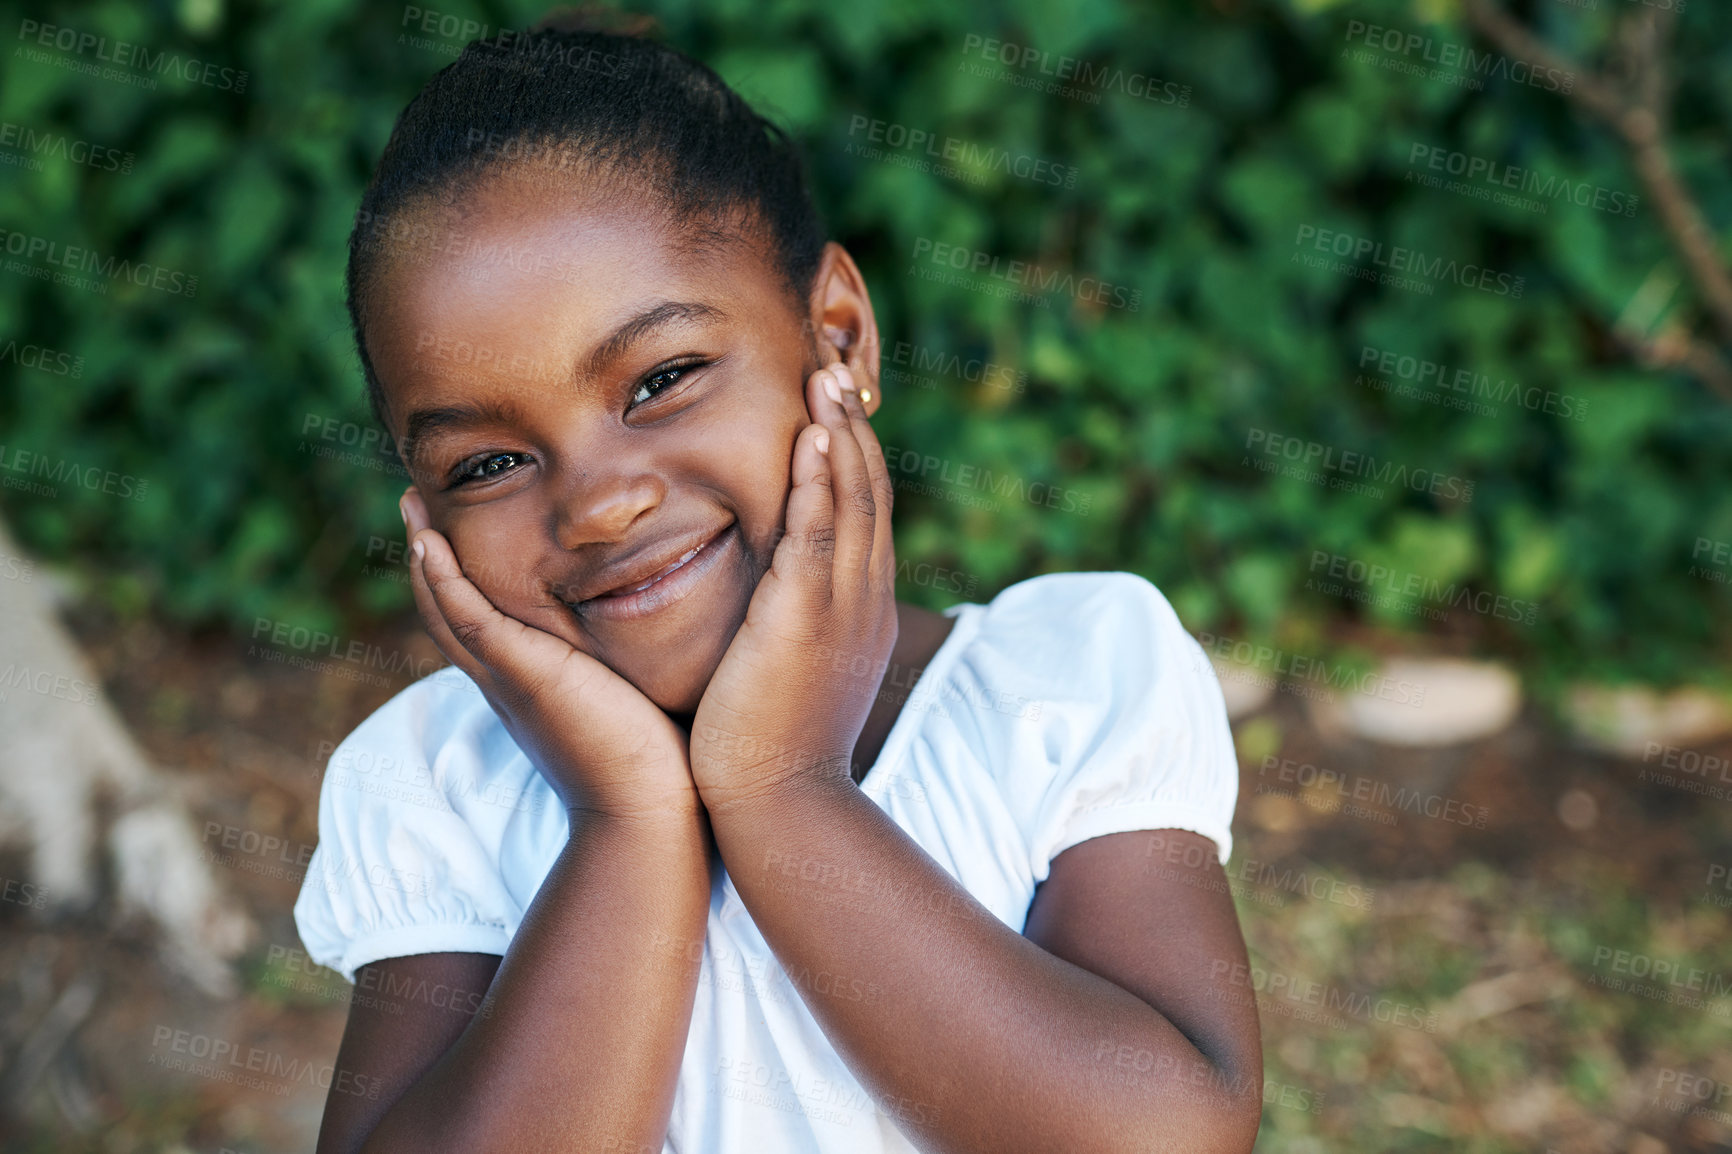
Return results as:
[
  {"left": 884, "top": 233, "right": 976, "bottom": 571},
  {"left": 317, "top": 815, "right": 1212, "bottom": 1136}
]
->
[
  {"left": 328, "top": 922, "right": 512, "bottom": 984},
  {"left": 1042, "top": 800, "right": 1234, "bottom": 881}
]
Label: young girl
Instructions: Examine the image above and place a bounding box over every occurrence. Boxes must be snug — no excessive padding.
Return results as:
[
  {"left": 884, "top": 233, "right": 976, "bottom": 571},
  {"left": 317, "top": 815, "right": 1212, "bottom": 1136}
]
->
[{"left": 294, "top": 18, "right": 1262, "bottom": 1154}]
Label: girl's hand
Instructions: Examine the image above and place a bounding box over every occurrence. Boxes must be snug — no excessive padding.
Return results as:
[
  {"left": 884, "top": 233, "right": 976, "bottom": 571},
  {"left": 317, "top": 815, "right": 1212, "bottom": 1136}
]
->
[
  {"left": 688, "top": 363, "right": 899, "bottom": 808},
  {"left": 400, "top": 490, "right": 701, "bottom": 823}
]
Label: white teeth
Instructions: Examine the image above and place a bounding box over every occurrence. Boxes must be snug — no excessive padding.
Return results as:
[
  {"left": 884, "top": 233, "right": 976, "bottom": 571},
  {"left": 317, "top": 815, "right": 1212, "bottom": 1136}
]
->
[{"left": 616, "top": 540, "right": 706, "bottom": 597}]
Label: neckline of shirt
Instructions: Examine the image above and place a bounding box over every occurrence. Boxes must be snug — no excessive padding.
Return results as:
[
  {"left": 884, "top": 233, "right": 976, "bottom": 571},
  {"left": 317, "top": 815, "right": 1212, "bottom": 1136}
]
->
[
  {"left": 418, "top": 598, "right": 990, "bottom": 796},
  {"left": 856, "top": 597, "right": 987, "bottom": 795}
]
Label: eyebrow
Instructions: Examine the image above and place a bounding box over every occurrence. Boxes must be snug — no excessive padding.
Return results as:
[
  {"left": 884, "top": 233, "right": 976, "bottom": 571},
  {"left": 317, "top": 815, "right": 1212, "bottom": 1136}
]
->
[
  {"left": 400, "top": 398, "right": 525, "bottom": 475},
  {"left": 581, "top": 299, "right": 726, "bottom": 381},
  {"left": 397, "top": 300, "right": 727, "bottom": 473}
]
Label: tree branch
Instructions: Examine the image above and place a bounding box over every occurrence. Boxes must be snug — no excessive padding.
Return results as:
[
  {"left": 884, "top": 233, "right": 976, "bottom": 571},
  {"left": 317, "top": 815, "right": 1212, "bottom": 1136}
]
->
[
  {"left": 1614, "top": 323, "right": 1732, "bottom": 404},
  {"left": 1460, "top": 0, "right": 1732, "bottom": 393}
]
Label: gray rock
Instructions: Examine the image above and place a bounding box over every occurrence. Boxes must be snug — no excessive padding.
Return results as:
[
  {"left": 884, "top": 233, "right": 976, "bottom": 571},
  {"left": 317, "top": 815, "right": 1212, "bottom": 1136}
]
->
[
  {"left": 1560, "top": 684, "right": 1732, "bottom": 757},
  {"left": 1306, "top": 658, "right": 1522, "bottom": 747}
]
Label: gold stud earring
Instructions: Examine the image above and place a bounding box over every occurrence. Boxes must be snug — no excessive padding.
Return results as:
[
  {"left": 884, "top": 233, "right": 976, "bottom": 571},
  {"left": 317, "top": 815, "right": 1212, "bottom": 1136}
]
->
[{"left": 859, "top": 388, "right": 873, "bottom": 405}]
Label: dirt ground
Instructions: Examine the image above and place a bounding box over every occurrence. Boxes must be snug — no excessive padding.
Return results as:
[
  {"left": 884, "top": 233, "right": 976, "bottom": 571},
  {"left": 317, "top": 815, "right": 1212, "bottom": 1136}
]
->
[{"left": 1, "top": 605, "right": 1729, "bottom": 1153}]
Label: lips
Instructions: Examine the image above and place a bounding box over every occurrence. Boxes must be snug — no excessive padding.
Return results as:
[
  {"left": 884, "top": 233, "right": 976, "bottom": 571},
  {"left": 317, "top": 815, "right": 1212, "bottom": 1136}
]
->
[{"left": 577, "top": 524, "right": 731, "bottom": 604}]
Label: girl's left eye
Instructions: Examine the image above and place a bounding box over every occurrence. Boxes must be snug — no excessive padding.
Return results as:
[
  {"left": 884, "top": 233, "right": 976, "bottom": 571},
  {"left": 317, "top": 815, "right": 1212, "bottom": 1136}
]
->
[
  {"left": 630, "top": 363, "right": 699, "bottom": 407},
  {"left": 452, "top": 451, "right": 530, "bottom": 487}
]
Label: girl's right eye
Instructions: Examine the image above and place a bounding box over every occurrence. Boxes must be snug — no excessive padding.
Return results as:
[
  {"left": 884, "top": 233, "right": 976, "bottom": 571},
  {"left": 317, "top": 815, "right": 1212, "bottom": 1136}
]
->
[{"left": 450, "top": 451, "right": 531, "bottom": 488}]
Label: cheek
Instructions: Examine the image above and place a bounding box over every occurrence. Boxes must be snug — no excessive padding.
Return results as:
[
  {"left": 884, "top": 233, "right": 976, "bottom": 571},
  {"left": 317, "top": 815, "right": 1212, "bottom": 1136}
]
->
[
  {"left": 713, "top": 359, "right": 808, "bottom": 494},
  {"left": 709, "top": 402, "right": 800, "bottom": 551},
  {"left": 443, "top": 509, "right": 549, "bottom": 615}
]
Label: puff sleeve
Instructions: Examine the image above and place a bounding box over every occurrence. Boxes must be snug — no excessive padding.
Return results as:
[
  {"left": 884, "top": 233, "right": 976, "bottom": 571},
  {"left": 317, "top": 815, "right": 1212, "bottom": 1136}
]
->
[
  {"left": 292, "top": 673, "right": 532, "bottom": 983},
  {"left": 1014, "top": 572, "right": 1241, "bottom": 875}
]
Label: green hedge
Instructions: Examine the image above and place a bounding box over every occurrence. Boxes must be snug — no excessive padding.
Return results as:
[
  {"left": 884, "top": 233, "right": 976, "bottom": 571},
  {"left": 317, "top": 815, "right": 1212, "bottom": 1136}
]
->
[{"left": 2, "top": 0, "right": 1729, "bottom": 687}]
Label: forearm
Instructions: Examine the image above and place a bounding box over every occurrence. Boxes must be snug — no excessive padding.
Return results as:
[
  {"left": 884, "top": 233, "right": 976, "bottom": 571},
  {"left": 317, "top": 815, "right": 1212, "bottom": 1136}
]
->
[
  {"left": 362, "top": 809, "right": 714, "bottom": 1154},
  {"left": 707, "top": 779, "right": 1256, "bottom": 1154}
]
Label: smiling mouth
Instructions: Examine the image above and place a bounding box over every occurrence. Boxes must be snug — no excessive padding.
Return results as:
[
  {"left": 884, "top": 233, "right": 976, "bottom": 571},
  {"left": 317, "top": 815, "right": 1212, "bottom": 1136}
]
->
[
  {"left": 592, "top": 538, "right": 712, "bottom": 600},
  {"left": 570, "top": 523, "right": 735, "bottom": 621}
]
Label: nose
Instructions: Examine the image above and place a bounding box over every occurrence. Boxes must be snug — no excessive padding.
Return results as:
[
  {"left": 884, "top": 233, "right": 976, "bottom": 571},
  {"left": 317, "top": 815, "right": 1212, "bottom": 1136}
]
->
[{"left": 549, "top": 458, "right": 667, "bottom": 552}]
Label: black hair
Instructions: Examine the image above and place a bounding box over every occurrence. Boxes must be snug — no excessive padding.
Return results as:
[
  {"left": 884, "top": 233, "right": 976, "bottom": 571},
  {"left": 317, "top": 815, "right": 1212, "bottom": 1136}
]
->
[{"left": 346, "top": 13, "right": 829, "bottom": 430}]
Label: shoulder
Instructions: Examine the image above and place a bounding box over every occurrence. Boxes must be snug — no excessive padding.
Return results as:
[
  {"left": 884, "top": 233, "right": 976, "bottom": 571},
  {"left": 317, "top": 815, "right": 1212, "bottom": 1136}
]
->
[
  {"left": 294, "top": 667, "right": 544, "bottom": 980},
  {"left": 328, "top": 665, "right": 505, "bottom": 773},
  {"left": 938, "top": 571, "right": 1239, "bottom": 870},
  {"left": 957, "top": 570, "right": 1206, "bottom": 704},
  {"left": 320, "top": 666, "right": 545, "bottom": 808}
]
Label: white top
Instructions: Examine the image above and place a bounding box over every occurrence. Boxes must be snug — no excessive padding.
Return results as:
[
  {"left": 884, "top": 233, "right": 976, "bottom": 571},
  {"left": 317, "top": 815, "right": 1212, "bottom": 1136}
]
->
[{"left": 294, "top": 571, "right": 1240, "bottom": 1152}]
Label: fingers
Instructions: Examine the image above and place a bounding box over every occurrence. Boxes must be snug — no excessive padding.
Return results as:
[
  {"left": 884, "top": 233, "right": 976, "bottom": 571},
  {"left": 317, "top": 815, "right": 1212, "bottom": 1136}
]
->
[
  {"left": 773, "top": 417, "right": 838, "bottom": 597},
  {"left": 808, "top": 364, "right": 884, "bottom": 589},
  {"left": 400, "top": 489, "right": 484, "bottom": 684},
  {"left": 399, "top": 488, "right": 541, "bottom": 689},
  {"left": 830, "top": 364, "right": 896, "bottom": 586}
]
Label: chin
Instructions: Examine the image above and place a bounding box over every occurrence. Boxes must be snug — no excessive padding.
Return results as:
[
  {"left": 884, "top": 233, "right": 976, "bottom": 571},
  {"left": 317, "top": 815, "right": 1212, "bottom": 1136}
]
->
[
  {"left": 638, "top": 537, "right": 765, "bottom": 717},
  {"left": 637, "top": 658, "right": 717, "bottom": 719},
  {"left": 609, "top": 612, "right": 741, "bottom": 720}
]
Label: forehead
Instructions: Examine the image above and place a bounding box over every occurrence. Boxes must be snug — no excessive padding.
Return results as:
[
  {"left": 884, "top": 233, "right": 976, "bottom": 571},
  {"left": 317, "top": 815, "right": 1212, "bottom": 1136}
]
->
[{"left": 365, "top": 170, "right": 790, "bottom": 412}]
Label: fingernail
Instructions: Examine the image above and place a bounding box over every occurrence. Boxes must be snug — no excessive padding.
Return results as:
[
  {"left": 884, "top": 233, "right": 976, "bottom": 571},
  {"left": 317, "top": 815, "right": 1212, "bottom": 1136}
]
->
[
  {"left": 399, "top": 498, "right": 409, "bottom": 527},
  {"left": 815, "top": 428, "right": 831, "bottom": 455},
  {"left": 822, "top": 372, "right": 842, "bottom": 404},
  {"left": 412, "top": 538, "right": 425, "bottom": 561}
]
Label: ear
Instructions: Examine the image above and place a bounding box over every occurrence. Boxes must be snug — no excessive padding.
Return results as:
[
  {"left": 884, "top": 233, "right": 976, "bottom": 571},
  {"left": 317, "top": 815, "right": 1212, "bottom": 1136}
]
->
[{"left": 807, "top": 241, "right": 883, "bottom": 417}]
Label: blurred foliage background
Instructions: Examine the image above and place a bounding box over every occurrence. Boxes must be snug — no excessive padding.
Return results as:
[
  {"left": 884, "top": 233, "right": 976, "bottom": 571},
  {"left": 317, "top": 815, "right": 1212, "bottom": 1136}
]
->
[
  {"left": 4, "top": 3, "right": 1732, "bottom": 1152},
  {"left": 2, "top": 0, "right": 1729, "bottom": 691}
]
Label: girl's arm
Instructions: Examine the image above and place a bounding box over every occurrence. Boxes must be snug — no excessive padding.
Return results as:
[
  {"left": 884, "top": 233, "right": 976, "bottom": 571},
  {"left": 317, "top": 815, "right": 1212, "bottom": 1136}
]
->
[
  {"left": 316, "top": 807, "right": 713, "bottom": 1154},
  {"left": 312, "top": 496, "right": 717, "bottom": 1154},
  {"left": 705, "top": 790, "right": 1260, "bottom": 1154},
  {"left": 690, "top": 368, "right": 1260, "bottom": 1151}
]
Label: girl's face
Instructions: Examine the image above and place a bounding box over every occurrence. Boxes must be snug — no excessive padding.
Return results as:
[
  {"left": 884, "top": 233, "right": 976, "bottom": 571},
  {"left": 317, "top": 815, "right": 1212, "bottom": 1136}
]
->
[{"left": 365, "top": 168, "right": 880, "bottom": 716}]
